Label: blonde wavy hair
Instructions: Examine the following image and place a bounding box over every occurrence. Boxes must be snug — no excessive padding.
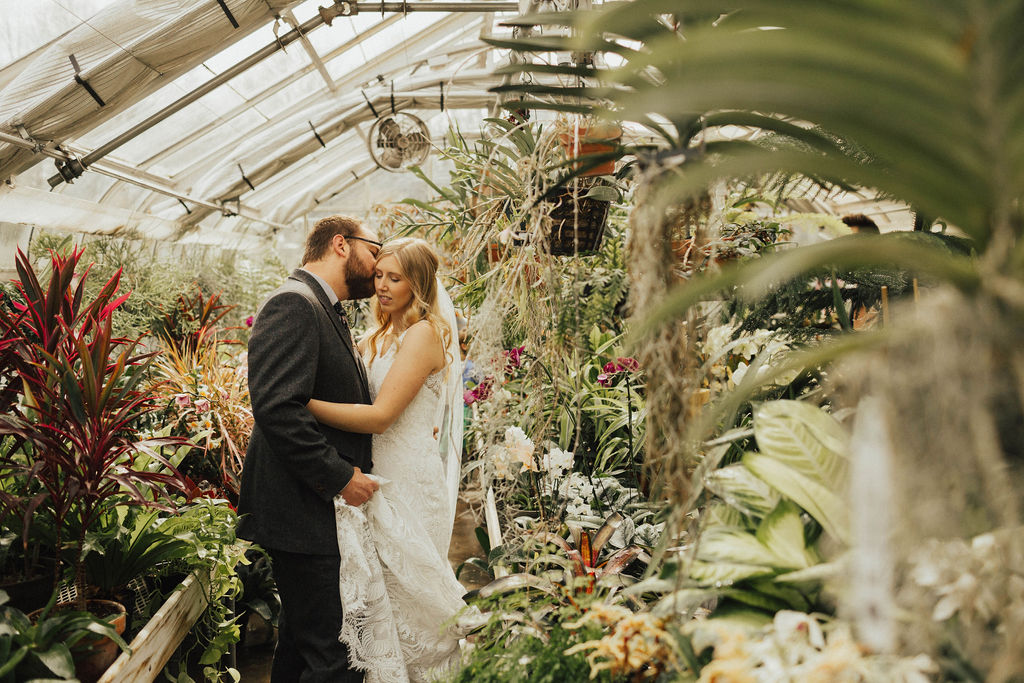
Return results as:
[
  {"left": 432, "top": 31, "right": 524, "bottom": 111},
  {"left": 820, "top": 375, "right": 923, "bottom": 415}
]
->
[{"left": 363, "top": 237, "right": 452, "bottom": 368}]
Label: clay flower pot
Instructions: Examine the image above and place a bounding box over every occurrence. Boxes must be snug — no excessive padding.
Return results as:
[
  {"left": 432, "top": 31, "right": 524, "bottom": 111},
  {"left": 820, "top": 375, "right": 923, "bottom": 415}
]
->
[
  {"left": 29, "top": 599, "right": 128, "bottom": 683},
  {"left": 558, "top": 121, "right": 623, "bottom": 177},
  {"left": 71, "top": 599, "right": 127, "bottom": 683}
]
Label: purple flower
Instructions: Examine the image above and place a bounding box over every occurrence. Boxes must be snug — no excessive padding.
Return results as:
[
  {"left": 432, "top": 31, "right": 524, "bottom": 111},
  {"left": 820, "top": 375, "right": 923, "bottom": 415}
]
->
[
  {"left": 617, "top": 356, "right": 640, "bottom": 372},
  {"left": 599, "top": 357, "right": 640, "bottom": 386},
  {"left": 503, "top": 345, "right": 526, "bottom": 372},
  {"left": 245, "top": 315, "right": 254, "bottom": 328},
  {"left": 603, "top": 357, "right": 641, "bottom": 375}
]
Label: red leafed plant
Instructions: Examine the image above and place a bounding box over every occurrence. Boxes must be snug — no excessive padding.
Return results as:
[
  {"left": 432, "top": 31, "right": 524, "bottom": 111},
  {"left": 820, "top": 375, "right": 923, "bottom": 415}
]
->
[
  {"left": 0, "top": 248, "right": 188, "bottom": 609},
  {"left": 153, "top": 288, "right": 237, "bottom": 355}
]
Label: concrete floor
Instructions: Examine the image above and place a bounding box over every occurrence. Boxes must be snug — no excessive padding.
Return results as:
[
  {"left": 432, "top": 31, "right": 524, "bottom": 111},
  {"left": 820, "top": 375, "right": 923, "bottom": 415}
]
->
[{"left": 235, "top": 498, "right": 489, "bottom": 681}]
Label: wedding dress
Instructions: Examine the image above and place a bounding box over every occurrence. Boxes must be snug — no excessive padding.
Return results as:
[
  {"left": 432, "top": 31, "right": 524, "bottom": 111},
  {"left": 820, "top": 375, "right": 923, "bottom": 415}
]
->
[{"left": 334, "top": 323, "right": 468, "bottom": 683}]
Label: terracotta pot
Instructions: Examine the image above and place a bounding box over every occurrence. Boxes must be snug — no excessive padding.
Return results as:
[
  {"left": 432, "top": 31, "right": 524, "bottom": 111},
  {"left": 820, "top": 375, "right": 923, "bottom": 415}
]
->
[
  {"left": 30, "top": 599, "right": 128, "bottom": 683},
  {"left": 558, "top": 123, "right": 622, "bottom": 177},
  {"left": 72, "top": 599, "right": 127, "bottom": 683},
  {"left": 486, "top": 241, "right": 507, "bottom": 264}
]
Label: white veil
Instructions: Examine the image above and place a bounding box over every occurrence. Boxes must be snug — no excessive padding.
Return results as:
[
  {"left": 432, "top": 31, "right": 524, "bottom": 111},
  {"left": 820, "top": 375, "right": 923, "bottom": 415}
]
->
[{"left": 434, "top": 277, "right": 464, "bottom": 540}]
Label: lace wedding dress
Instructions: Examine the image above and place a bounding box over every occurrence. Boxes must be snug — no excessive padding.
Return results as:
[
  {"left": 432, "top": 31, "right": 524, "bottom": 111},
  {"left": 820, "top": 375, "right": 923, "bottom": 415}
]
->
[{"left": 334, "top": 331, "right": 468, "bottom": 683}]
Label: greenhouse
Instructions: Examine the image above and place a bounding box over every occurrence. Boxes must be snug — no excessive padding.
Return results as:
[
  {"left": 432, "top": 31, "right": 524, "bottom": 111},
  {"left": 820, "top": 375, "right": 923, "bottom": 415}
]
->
[{"left": 0, "top": 1, "right": 1021, "bottom": 681}]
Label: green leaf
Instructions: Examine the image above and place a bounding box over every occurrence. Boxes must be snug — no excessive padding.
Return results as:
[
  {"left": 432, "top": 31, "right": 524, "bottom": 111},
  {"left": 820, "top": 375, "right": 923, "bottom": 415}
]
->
[
  {"left": 753, "top": 400, "right": 849, "bottom": 487},
  {"left": 705, "top": 605, "right": 773, "bottom": 630},
  {"left": 694, "top": 524, "right": 783, "bottom": 570},
  {"left": 584, "top": 185, "right": 620, "bottom": 202},
  {"left": 745, "top": 578, "right": 813, "bottom": 612},
  {"left": 474, "top": 526, "right": 491, "bottom": 555},
  {"left": 754, "top": 500, "right": 817, "bottom": 570},
  {"left": 33, "top": 642, "right": 76, "bottom": 677},
  {"left": 718, "top": 587, "right": 789, "bottom": 612},
  {"left": 0, "top": 645, "right": 28, "bottom": 677},
  {"left": 743, "top": 452, "right": 849, "bottom": 544},
  {"left": 704, "top": 463, "right": 780, "bottom": 518},
  {"left": 651, "top": 587, "right": 722, "bottom": 618},
  {"left": 774, "top": 561, "right": 843, "bottom": 584}
]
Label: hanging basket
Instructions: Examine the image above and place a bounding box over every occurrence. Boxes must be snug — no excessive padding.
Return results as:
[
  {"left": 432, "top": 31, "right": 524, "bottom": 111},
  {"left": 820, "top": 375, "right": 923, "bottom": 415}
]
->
[{"left": 543, "top": 191, "right": 610, "bottom": 256}]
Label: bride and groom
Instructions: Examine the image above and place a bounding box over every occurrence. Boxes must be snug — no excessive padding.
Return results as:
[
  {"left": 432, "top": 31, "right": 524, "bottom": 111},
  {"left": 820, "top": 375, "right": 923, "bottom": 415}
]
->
[{"left": 238, "top": 215, "right": 468, "bottom": 682}]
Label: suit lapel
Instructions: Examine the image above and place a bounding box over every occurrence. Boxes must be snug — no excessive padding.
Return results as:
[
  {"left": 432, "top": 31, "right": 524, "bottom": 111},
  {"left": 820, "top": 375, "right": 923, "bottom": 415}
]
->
[{"left": 289, "top": 270, "right": 369, "bottom": 392}]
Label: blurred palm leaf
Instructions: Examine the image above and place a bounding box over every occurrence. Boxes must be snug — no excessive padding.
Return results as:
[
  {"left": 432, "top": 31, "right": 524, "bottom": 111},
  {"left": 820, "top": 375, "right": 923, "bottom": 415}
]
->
[{"left": 494, "top": 0, "right": 1024, "bottom": 265}]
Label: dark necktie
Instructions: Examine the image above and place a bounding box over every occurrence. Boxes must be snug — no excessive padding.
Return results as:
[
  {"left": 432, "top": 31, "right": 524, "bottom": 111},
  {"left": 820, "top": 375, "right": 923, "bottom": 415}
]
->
[{"left": 332, "top": 301, "right": 349, "bottom": 327}]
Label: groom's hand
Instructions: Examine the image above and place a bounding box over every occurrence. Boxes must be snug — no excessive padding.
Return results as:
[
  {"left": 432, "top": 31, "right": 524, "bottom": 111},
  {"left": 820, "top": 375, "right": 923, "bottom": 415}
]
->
[{"left": 340, "top": 467, "right": 379, "bottom": 506}]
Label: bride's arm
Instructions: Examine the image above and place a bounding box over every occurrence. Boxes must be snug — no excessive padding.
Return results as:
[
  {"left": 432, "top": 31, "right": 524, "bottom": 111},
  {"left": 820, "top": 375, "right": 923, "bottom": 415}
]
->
[{"left": 307, "top": 322, "right": 444, "bottom": 434}]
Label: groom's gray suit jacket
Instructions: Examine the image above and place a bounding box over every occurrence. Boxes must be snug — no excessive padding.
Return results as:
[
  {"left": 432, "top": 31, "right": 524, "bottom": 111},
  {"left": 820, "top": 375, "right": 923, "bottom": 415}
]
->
[{"left": 238, "top": 269, "right": 372, "bottom": 556}]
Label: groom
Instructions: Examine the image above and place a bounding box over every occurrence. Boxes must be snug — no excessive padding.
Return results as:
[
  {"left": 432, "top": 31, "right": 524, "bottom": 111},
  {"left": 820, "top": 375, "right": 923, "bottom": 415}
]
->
[{"left": 238, "top": 215, "right": 382, "bottom": 682}]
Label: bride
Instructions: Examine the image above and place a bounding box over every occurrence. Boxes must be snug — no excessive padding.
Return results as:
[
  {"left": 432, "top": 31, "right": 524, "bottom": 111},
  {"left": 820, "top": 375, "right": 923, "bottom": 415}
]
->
[{"left": 306, "top": 237, "right": 468, "bottom": 682}]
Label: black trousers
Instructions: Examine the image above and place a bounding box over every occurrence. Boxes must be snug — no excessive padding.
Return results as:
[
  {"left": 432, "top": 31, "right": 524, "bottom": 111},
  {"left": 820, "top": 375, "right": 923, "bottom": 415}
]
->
[{"left": 268, "top": 549, "right": 363, "bottom": 683}]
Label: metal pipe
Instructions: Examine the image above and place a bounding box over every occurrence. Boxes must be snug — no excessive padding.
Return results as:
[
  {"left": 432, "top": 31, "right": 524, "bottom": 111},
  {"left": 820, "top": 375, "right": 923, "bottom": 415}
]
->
[
  {"left": 46, "top": 9, "right": 335, "bottom": 189},
  {"left": 46, "top": 1, "right": 518, "bottom": 188},
  {"left": 330, "top": 2, "right": 518, "bottom": 16},
  {"left": 138, "top": 13, "right": 405, "bottom": 169},
  {"left": 0, "top": 131, "right": 68, "bottom": 162},
  {"left": 1, "top": 131, "right": 287, "bottom": 231},
  {"left": 85, "top": 166, "right": 288, "bottom": 230}
]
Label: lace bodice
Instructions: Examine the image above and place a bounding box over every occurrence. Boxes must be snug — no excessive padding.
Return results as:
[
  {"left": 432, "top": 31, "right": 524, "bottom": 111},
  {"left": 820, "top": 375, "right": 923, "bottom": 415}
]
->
[{"left": 367, "top": 334, "right": 452, "bottom": 556}]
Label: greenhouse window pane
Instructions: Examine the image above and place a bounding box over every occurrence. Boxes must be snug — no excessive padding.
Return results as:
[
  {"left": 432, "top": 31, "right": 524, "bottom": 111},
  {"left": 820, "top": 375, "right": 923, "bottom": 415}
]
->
[
  {"left": 0, "top": 0, "right": 119, "bottom": 70},
  {"left": 159, "top": 109, "right": 271, "bottom": 177},
  {"left": 304, "top": 15, "right": 360, "bottom": 55},
  {"left": 201, "top": 19, "right": 285, "bottom": 75},
  {"left": 225, "top": 47, "right": 311, "bottom": 100}
]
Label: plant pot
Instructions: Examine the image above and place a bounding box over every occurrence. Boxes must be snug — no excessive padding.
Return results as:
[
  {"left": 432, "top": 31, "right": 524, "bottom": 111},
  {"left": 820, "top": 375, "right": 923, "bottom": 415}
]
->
[
  {"left": 30, "top": 599, "right": 128, "bottom": 683},
  {"left": 71, "top": 600, "right": 127, "bottom": 683},
  {"left": 1, "top": 569, "right": 55, "bottom": 613},
  {"left": 544, "top": 192, "right": 610, "bottom": 256},
  {"left": 558, "top": 122, "right": 622, "bottom": 177}
]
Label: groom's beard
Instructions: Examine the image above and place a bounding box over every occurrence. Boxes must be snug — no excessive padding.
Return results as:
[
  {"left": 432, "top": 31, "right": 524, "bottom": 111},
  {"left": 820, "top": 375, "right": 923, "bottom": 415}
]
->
[{"left": 345, "top": 257, "right": 376, "bottom": 300}]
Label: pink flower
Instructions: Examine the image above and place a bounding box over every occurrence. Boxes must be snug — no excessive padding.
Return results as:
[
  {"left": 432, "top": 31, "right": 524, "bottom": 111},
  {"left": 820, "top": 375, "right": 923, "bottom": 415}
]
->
[
  {"left": 463, "top": 390, "right": 477, "bottom": 406},
  {"left": 503, "top": 345, "right": 526, "bottom": 372},
  {"left": 617, "top": 357, "right": 640, "bottom": 372},
  {"left": 474, "top": 378, "right": 493, "bottom": 402},
  {"left": 174, "top": 394, "right": 191, "bottom": 407},
  {"left": 602, "top": 357, "right": 641, "bottom": 376},
  {"left": 597, "top": 373, "right": 611, "bottom": 387},
  {"left": 194, "top": 398, "right": 211, "bottom": 413},
  {"left": 245, "top": 315, "right": 255, "bottom": 328}
]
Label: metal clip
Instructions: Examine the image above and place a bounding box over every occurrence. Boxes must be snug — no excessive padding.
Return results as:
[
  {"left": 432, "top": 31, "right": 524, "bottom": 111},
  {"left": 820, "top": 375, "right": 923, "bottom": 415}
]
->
[{"left": 68, "top": 54, "right": 105, "bottom": 107}]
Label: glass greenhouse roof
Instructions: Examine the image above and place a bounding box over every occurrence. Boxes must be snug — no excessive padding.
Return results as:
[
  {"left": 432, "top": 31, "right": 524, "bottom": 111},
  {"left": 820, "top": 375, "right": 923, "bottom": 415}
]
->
[
  {"left": 0, "top": 0, "right": 912, "bottom": 254},
  {"left": 0, "top": 0, "right": 520, "bottom": 251}
]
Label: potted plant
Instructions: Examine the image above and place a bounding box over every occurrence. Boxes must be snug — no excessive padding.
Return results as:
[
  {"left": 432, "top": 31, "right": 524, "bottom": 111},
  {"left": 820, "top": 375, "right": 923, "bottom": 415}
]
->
[
  {"left": 0, "top": 512, "right": 56, "bottom": 613},
  {"left": 0, "top": 247, "right": 188, "bottom": 680},
  {"left": 542, "top": 184, "right": 617, "bottom": 256},
  {"left": 557, "top": 118, "right": 623, "bottom": 177},
  {"left": 1, "top": 589, "right": 129, "bottom": 682}
]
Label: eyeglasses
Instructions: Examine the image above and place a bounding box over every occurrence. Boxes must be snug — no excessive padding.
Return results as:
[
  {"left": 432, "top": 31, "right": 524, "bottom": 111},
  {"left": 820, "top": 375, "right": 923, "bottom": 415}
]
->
[{"left": 347, "top": 235, "right": 383, "bottom": 256}]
